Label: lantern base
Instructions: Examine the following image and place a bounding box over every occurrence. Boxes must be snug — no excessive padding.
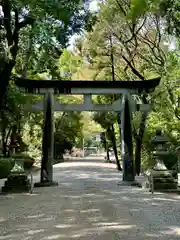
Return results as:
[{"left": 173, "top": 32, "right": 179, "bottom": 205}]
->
[
  {"left": 148, "top": 162, "right": 178, "bottom": 192},
  {"left": 1, "top": 173, "right": 30, "bottom": 193}
]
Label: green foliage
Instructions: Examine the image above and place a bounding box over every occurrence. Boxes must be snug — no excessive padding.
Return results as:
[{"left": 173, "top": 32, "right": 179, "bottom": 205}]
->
[
  {"left": 54, "top": 112, "right": 83, "bottom": 161},
  {"left": 81, "top": 112, "right": 103, "bottom": 137},
  {"left": 0, "top": 158, "right": 15, "bottom": 179},
  {"left": 69, "top": 0, "right": 180, "bottom": 172},
  {"left": 58, "top": 49, "right": 82, "bottom": 79},
  {"left": 93, "top": 112, "right": 117, "bottom": 129},
  {"left": 129, "top": 0, "right": 148, "bottom": 22}
]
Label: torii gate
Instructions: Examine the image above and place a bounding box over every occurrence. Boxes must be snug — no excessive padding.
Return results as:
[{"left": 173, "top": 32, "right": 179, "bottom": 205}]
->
[{"left": 14, "top": 78, "right": 160, "bottom": 187}]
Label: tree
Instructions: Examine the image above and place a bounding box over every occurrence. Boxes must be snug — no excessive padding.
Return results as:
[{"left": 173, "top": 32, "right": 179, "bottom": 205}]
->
[
  {"left": 93, "top": 111, "right": 122, "bottom": 170},
  {"left": 0, "top": 84, "right": 32, "bottom": 156},
  {"left": 72, "top": 0, "right": 180, "bottom": 174},
  {"left": 54, "top": 112, "right": 83, "bottom": 162},
  {"left": 0, "top": 0, "right": 91, "bottom": 108}
]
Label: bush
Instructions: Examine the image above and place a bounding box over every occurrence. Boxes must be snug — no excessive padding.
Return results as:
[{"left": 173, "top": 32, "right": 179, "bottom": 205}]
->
[
  {"left": 0, "top": 158, "right": 15, "bottom": 179},
  {"left": 162, "top": 151, "right": 177, "bottom": 170}
]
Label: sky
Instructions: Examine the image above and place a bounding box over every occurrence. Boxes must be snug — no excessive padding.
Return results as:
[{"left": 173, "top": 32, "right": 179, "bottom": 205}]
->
[
  {"left": 89, "top": 0, "right": 98, "bottom": 12},
  {"left": 68, "top": 0, "right": 99, "bottom": 50}
]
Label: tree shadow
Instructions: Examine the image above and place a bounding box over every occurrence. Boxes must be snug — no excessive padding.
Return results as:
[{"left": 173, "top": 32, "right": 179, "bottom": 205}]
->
[{"left": 0, "top": 158, "right": 180, "bottom": 239}]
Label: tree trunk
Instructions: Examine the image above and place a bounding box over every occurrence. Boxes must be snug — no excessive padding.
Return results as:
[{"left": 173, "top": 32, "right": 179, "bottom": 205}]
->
[
  {"left": 21, "top": 22, "right": 35, "bottom": 78},
  {"left": 2, "top": 127, "right": 7, "bottom": 157},
  {"left": 9, "top": 125, "right": 17, "bottom": 155},
  {"left": 0, "top": 4, "right": 35, "bottom": 109},
  {"left": 134, "top": 111, "right": 148, "bottom": 175},
  {"left": 105, "top": 131, "right": 110, "bottom": 162},
  {"left": 110, "top": 125, "right": 122, "bottom": 171},
  {"left": 135, "top": 138, "right": 142, "bottom": 176},
  {"left": 0, "top": 61, "right": 16, "bottom": 108},
  {"left": 2, "top": 122, "right": 8, "bottom": 157}
]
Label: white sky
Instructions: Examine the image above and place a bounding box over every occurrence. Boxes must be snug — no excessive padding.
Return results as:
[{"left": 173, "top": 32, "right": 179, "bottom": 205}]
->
[
  {"left": 68, "top": 0, "right": 99, "bottom": 50},
  {"left": 89, "top": 0, "right": 98, "bottom": 12}
]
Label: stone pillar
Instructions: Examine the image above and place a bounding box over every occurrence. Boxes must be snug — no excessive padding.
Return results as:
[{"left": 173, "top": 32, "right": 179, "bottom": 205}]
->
[
  {"left": 34, "top": 89, "right": 58, "bottom": 187},
  {"left": 121, "top": 93, "right": 134, "bottom": 181}
]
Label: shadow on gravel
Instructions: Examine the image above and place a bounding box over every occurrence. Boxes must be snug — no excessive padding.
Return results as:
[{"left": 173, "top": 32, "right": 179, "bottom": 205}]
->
[{"left": 0, "top": 159, "right": 180, "bottom": 239}]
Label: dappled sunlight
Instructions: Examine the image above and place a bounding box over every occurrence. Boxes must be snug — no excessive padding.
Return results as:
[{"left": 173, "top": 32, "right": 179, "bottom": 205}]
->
[
  {"left": 0, "top": 234, "right": 19, "bottom": 239},
  {"left": 55, "top": 224, "right": 73, "bottom": 229},
  {"left": 145, "top": 233, "right": 163, "bottom": 237},
  {"left": 98, "top": 224, "right": 136, "bottom": 230},
  {"left": 153, "top": 197, "right": 180, "bottom": 202},
  {"left": 0, "top": 217, "right": 6, "bottom": 223},
  {"left": 53, "top": 159, "right": 117, "bottom": 169},
  {"left": 161, "top": 226, "right": 180, "bottom": 236},
  {"left": 63, "top": 209, "right": 76, "bottom": 213},
  {"left": 25, "top": 214, "right": 45, "bottom": 219},
  {"left": 77, "top": 173, "right": 90, "bottom": 179},
  {"left": 80, "top": 209, "right": 100, "bottom": 213},
  {"left": 94, "top": 222, "right": 136, "bottom": 230},
  {"left": 39, "top": 217, "right": 55, "bottom": 222},
  {"left": 27, "top": 229, "right": 45, "bottom": 235},
  {"left": 43, "top": 234, "right": 67, "bottom": 239},
  {"left": 23, "top": 193, "right": 39, "bottom": 196},
  {"left": 1, "top": 158, "right": 180, "bottom": 239}
]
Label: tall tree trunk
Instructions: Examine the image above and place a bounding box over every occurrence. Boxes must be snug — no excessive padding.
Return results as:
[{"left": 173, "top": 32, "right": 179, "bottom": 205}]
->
[
  {"left": 134, "top": 95, "right": 148, "bottom": 175},
  {"left": 1, "top": 123, "right": 12, "bottom": 157},
  {"left": 2, "top": 124, "right": 7, "bottom": 157},
  {"left": 108, "top": 125, "right": 122, "bottom": 170},
  {"left": 105, "top": 131, "right": 110, "bottom": 162},
  {"left": 135, "top": 138, "right": 142, "bottom": 175},
  {"left": 109, "top": 33, "right": 122, "bottom": 170},
  {"left": 134, "top": 112, "right": 148, "bottom": 175},
  {"left": 21, "top": 22, "right": 35, "bottom": 78},
  {"left": 0, "top": 61, "right": 16, "bottom": 108},
  {"left": 0, "top": 2, "right": 35, "bottom": 108},
  {"left": 10, "top": 125, "right": 17, "bottom": 154}
]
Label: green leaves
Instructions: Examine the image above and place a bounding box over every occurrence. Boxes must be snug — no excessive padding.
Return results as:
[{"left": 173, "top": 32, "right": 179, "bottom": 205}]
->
[
  {"left": 129, "top": 0, "right": 148, "bottom": 22},
  {"left": 93, "top": 112, "right": 117, "bottom": 129},
  {"left": 58, "top": 49, "right": 81, "bottom": 79}
]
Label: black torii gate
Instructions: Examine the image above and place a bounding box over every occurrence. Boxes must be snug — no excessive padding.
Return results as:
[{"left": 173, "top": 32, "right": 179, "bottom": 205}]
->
[{"left": 14, "top": 78, "right": 160, "bottom": 187}]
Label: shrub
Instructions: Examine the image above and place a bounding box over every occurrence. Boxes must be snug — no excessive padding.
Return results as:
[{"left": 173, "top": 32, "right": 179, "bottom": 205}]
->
[{"left": 0, "top": 158, "right": 15, "bottom": 179}]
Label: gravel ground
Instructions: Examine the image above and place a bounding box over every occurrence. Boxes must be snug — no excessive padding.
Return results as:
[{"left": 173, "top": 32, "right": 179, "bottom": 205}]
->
[{"left": 0, "top": 157, "right": 180, "bottom": 240}]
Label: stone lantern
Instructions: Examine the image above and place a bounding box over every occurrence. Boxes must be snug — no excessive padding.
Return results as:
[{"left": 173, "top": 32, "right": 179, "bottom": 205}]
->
[
  {"left": 1, "top": 150, "right": 31, "bottom": 193},
  {"left": 150, "top": 129, "right": 177, "bottom": 192},
  {"left": 151, "top": 128, "right": 169, "bottom": 169}
]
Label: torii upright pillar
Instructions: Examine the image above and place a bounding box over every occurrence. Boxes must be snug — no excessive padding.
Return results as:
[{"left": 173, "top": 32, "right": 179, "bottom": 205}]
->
[
  {"left": 121, "top": 93, "right": 134, "bottom": 181},
  {"left": 34, "top": 90, "right": 58, "bottom": 187}
]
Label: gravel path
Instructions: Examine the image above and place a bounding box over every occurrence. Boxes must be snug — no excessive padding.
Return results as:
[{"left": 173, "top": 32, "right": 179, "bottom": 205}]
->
[{"left": 0, "top": 157, "right": 180, "bottom": 240}]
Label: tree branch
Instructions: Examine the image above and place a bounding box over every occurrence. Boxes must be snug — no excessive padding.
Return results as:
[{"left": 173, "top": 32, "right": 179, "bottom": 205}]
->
[
  {"left": 10, "top": 11, "right": 35, "bottom": 60},
  {"left": 121, "top": 55, "right": 145, "bottom": 80},
  {"left": 115, "top": 0, "right": 127, "bottom": 16},
  {"left": 1, "top": 0, "right": 13, "bottom": 46},
  {"left": 17, "top": 16, "right": 35, "bottom": 31},
  {"left": 125, "top": 17, "right": 147, "bottom": 44},
  {"left": 10, "top": 9, "right": 19, "bottom": 59}
]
